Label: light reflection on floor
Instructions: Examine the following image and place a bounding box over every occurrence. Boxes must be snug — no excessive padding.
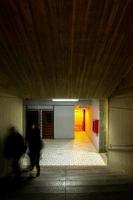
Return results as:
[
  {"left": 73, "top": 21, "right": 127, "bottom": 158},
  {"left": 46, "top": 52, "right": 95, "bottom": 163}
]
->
[{"left": 38, "top": 132, "right": 106, "bottom": 166}]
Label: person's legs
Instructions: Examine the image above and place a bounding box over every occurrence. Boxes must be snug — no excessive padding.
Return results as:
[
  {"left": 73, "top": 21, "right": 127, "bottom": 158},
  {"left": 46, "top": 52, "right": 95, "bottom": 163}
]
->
[
  {"left": 12, "top": 157, "right": 21, "bottom": 177},
  {"left": 36, "top": 152, "right": 40, "bottom": 176},
  {"left": 29, "top": 152, "right": 36, "bottom": 170}
]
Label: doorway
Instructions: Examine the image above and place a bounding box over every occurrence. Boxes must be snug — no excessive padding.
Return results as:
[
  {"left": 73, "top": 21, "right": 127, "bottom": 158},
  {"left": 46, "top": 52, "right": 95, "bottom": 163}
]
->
[
  {"left": 75, "top": 108, "right": 85, "bottom": 132},
  {"left": 74, "top": 106, "right": 90, "bottom": 140},
  {"left": 26, "top": 110, "right": 54, "bottom": 139},
  {"left": 42, "top": 111, "right": 54, "bottom": 139}
]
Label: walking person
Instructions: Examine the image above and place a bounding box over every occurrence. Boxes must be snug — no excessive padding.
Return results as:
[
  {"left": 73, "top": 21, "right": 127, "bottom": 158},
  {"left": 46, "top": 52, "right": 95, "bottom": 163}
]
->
[
  {"left": 4, "top": 126, "right": 26, "bottom": 179},
  {"left": 26, "top": 122, "right": 42, "bottom": 177}
]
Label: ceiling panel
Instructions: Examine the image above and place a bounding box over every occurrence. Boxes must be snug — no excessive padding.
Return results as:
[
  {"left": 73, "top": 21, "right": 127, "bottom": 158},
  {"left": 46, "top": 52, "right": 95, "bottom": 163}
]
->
[{"left": 0, "top": 0, "right": 133, "bottom": 98}]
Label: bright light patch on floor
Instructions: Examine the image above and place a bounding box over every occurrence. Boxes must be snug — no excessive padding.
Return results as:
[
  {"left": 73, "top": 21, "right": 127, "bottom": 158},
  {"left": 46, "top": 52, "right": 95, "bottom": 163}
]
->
[{"left": 39, "top": 133, "right": 106, "bottom": 166}]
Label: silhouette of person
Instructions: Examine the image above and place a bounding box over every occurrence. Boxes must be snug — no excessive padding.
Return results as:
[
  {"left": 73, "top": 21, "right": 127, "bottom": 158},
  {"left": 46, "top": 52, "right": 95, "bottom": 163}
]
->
[
  {"left": 4, "top": 126, "right": 26, "bottom": 178},
  {"left": 26, "top": 123, "right": 42, "bottom": 177}
]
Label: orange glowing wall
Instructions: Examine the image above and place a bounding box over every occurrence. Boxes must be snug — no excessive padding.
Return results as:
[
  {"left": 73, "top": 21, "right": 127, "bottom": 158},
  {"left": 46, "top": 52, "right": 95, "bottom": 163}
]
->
[
  {"left": 74, "top": 107, "right": 91, "bottom": 137},
  {"left": 75, "top": 108, "right": 84, "bottom": 131},
  {"left": 85, "top": 108, "right": 91, "bottom": 137}
]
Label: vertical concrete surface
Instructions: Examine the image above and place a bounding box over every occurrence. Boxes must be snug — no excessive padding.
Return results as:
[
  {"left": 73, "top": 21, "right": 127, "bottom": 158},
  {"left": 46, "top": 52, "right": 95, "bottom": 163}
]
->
[
  {"left": 108, "top": 94, "right": 133, "bottom": 176},
  {"left": 54, "top": 106, "right": 74, "bottom": 139},
  {"left": 0, "top": 94, "right": 23, "bottom": 177},
  {"left": 90, "top": 99, "right": 100, "bottom": 151}
]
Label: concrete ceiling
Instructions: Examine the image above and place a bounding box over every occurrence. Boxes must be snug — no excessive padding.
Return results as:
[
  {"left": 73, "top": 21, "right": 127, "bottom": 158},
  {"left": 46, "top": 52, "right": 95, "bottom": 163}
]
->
[{"left": 0, "top": 0, "right": 133, "bottom": 99}]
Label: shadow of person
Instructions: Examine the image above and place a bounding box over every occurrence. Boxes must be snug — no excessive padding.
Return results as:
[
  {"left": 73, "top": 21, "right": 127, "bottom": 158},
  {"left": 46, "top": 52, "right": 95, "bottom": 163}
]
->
[{"left": 3, "top": 126, "right": 26, "bottom": 179}]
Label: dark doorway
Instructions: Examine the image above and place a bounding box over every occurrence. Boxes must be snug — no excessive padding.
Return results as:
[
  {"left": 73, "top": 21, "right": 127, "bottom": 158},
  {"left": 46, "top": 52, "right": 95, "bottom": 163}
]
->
[
  {"left": 42, "top": 111, "right": 54, "bottom": 139},
  {"left": 26, "top": 110, "right": 39, "bottom": 130}
]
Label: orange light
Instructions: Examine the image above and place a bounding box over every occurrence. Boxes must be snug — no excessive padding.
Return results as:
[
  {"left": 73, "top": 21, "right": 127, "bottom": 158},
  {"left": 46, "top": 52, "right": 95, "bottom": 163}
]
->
[
  {"left": 74, "top": 106, "right": 91, "bottom": 139},
  {"left": 75, "top": 108, "right": 84, "bottom": 131}
]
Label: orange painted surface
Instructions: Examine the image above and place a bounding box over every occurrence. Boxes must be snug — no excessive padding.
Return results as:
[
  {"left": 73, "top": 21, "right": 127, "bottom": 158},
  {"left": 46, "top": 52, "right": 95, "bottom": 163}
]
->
[
  {"left": 75, "top": 108, "right": 84, "bottom": 131},
  {"left": 74, "top": 107, "right": 91, "bottom": 139}
]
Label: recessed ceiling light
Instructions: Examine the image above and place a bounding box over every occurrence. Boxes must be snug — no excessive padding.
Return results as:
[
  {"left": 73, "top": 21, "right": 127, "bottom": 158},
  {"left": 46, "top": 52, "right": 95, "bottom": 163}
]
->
[{"left": 52, "top": 99, "right": 79, "bottom": 102}]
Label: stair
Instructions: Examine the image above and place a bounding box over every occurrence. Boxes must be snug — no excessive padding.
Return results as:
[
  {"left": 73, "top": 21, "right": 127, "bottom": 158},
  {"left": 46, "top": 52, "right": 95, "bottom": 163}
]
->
[{"left": 0, "top": 166, "right": 133, "bottom": 200}]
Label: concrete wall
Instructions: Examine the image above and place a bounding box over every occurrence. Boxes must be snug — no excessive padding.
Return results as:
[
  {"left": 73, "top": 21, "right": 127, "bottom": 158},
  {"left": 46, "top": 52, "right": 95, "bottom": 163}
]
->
[
  {"left": 85, "top": 107, "right": 91, "bottom": 138},
  {"left": 90, "top": 99, "right": 100, "bottom": 151},
  {"left": 108, "top": 94, "right": 133, "bottom": 176},
  {"left": 99, "top": 99, "right": 108, "bottom": 152},
  {"left": 0, "top": 94, "right": 23, "bottom": 177},
  {"left": 54, "top": 106, "right": 74, "bottom": 139}
]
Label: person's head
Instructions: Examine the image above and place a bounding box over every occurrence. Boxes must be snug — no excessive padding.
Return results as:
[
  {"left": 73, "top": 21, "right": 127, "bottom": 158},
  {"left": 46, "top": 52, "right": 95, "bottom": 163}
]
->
[
  {"left": 9, "top": 126, "right": 16, "bottom": 135},
  {"left": 31, "top": 123, "right": 36, "bottom": 129}
]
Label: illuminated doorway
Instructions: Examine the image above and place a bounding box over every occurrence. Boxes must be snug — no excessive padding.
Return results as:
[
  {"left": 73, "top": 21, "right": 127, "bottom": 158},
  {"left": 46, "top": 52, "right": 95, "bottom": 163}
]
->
[
  {"left": 75, "top": 108, "right": 85, "bottom": 131},
  {"left": 74, "top": 106, "right": 90, "bottom": 140}
]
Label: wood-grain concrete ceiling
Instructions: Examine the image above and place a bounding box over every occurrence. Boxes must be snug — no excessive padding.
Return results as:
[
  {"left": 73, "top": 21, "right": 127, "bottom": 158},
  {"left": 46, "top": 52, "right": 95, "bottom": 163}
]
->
[{"left": 0, "top": 0, "right": 133, "bottom": 99}]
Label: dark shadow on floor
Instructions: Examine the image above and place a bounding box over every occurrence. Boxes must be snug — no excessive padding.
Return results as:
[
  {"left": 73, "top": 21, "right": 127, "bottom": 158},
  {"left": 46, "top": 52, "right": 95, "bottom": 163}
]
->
[{"left": 0, "top": 167, "right": 133, "bottom": 200}]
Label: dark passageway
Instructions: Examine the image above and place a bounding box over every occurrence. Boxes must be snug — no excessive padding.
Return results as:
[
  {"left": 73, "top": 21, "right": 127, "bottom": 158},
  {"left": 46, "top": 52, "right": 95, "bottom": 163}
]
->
[{"left": 0, "top": 0, "right": 133, "bottom": 199}]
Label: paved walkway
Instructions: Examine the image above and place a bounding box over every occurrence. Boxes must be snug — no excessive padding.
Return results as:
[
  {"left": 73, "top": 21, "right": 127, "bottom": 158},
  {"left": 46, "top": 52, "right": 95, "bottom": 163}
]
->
[
  {"left": 39, "top": 132, "right": 105, "bottom": 166},
  {"left": 1, "top": 167, "right": 133, "bottom": 200}
]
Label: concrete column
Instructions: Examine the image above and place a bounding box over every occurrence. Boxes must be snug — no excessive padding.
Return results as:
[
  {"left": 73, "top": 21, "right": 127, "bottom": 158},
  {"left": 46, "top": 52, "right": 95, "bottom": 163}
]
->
[{"left": 99, "top": 98, "right": 108, "bottom": 153}]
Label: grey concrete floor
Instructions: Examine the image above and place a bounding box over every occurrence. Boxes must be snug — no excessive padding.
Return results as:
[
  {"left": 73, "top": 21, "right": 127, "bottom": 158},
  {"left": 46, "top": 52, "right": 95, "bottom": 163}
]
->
[{"left": 1, "top": 166, "right": 133, "bottom": 200}]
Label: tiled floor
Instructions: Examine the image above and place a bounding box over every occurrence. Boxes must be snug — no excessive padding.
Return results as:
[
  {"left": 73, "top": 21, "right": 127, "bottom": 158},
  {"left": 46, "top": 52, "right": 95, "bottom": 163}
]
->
[{"left": 38, "top": 132, "right": 106, "bottom": 166}]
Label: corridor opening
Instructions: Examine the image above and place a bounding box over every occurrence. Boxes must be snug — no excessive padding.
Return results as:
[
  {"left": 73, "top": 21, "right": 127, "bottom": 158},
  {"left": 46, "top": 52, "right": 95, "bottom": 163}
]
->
[
  {"left": 74, "top": 105, "right": 90, "bottom": 140},
  {"left": 24, "top": 99, "right": 107, "bottom": 166}
]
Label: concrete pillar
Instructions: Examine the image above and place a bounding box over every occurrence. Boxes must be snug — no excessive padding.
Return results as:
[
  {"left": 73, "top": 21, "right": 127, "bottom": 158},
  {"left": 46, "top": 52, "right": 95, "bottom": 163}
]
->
[{"left": 99, "top": 98, "right": 108, "bottom": 153}]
